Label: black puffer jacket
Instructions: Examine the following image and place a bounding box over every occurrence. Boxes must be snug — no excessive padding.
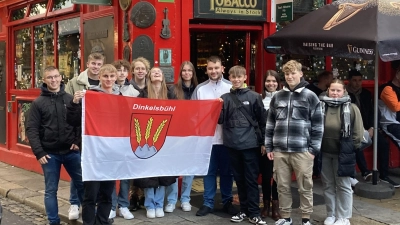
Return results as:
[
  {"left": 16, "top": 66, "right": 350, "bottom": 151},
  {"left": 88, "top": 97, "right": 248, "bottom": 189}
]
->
[
  {"left": 218, "top": 88, "right": 267, "bottom": 150},
  {"left": 26, "top": 83, "right": 78, "bottom": 160}
]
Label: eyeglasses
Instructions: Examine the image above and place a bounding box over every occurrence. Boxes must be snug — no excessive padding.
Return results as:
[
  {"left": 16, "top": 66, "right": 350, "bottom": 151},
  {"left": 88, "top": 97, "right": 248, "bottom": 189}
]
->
[{"left": 45, "top": 74, "right": 61, "bottom": 80}]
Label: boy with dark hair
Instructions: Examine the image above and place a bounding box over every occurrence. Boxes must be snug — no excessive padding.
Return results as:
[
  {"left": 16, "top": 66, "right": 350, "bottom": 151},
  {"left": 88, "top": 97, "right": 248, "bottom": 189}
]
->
[{"left": 218, "top": 65, "right": 267, "bottom": 224}]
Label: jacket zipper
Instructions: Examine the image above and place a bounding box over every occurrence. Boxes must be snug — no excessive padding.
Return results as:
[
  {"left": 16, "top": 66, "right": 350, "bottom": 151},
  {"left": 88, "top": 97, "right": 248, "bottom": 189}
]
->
[{"left": 287, "top": 92, "right": 293, "bottom": 149}]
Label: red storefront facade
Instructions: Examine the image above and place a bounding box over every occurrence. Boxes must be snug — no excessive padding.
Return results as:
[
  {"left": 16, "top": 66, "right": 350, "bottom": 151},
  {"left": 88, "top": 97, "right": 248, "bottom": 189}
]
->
[{"left": 0, "top": 0, "right": 398, "bottom": 178}]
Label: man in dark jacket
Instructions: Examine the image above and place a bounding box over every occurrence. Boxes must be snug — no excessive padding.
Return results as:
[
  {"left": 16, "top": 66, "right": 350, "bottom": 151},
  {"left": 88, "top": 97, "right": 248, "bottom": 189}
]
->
[
  {"left": 219, "top": 66, "right": 267, "bottom": 225},
  {"left": 26, "top": 66, "right": 84, "bottom": 225},
  {"left": 347, "top": 70, "right": 373, "bottom": 182}
]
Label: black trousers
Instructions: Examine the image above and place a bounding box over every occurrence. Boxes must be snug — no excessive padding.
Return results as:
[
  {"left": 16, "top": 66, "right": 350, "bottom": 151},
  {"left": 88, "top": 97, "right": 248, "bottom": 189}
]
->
[
  {"left": 355, "top": 149, "right": 370, "bottom": 175},
  {"left": 228, "top": 147, "right": 260, "bottom": 218},
  {"left": 378, "top": 129, "right": 391, "bottom": 178},
  {"left": 259, "top": 155, "right": 278, "bottom": 201},
  {"left": 82, "top": 181, "right": 114, "bottom": 225}
]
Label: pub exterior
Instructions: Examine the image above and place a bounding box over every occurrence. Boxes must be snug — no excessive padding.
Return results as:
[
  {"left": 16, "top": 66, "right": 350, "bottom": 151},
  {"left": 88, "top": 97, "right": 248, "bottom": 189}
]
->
[{"left": 0, "top": 0, "right": 398, "bottom": 177}]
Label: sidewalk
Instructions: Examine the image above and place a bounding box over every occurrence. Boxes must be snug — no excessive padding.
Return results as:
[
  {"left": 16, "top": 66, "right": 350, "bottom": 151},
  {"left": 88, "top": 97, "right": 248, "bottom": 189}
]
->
[{"left": 0, "top": 161, "right": 399, "bottom": 225}]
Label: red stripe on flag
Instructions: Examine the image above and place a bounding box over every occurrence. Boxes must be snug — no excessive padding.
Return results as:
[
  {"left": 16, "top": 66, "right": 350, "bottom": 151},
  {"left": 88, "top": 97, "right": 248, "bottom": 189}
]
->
[{"left": 84, "top": 91, "right": 221, "bottom": 137}]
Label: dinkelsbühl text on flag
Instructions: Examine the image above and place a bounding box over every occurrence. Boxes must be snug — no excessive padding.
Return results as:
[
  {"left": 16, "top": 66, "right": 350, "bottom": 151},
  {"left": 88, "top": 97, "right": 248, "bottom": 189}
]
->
[{"left": 81, "top": 91, "right": 222, "bottom": 181}]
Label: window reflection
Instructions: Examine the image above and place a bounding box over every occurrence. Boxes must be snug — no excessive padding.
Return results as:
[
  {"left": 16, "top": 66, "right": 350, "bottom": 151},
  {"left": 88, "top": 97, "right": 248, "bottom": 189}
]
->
[
  {"left": 11, "top": 7, "right": 27, "bottom": 21},
  {"left": 58, "top": 18, "right": 81, "bottom": 83},
  {"left": 29, "top": 1, "right": 48, "bottom": 16},
  {"left": 14, "top": 28, "right": 32, "bottom": 89},
  {"left": 332, "top": 57, "right": 375, "bottom": 80},
  {"left": 53, "top": 0, "right": 73, "bottom": 11},
  {"left": 34, "top": 23, "right": 55, "bottom": 88}
]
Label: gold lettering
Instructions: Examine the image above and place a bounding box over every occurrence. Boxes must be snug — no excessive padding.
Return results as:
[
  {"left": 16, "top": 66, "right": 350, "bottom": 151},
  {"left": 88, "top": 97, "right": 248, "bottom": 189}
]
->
[
  {"left": 232, "top": 0, "right": 241, "bottom": 7},
  {"left": 210, "top": 0, "right": 214, "bottom": 10},
  {"left": 216, "top": 0, "right": 224, "bottom": 6},
  {"left": 224, "top": 0, "right": 232, "bottom": 7},
  {"left": 250, "top": 0, "right": 257, "bottom": 8}
]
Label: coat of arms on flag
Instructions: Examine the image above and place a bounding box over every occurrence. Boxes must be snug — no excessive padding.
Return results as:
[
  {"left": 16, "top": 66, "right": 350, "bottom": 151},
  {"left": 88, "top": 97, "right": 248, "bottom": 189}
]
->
[
  {"left": 130, "top": 114, "right": 171, "bottom": 159},
  {"left": 81, "top": 92, "right": 222, "bottom": 181}
]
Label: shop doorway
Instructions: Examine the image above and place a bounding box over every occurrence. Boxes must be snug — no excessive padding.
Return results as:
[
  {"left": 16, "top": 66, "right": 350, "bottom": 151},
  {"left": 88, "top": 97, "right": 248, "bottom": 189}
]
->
[
  {"left": 0, "top": 41, "right": 6, "bottom": 144},
  {"left": 190, "top": 29, "right": 261, "bottom": 89}
]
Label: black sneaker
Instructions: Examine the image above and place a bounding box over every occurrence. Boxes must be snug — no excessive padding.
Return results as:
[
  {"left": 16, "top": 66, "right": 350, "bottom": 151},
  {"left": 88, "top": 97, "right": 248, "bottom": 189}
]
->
[
  {"left": 196, "top": 205, "right": 213, "bottom": 216},
  {"left": 223, "top": 201, "right": 239, "bottom": 215},
  {"left": 362, "top": 172, "right": 372, "bottom": 182},
  {"left": 380, "top": 176, "right": 400, "bottom": 188},
  {"left": 248, "top": 216, "right": 266, "bottom": 224},
  {"left": 231, "top": 212, "right": 247, "bottom": 222}
]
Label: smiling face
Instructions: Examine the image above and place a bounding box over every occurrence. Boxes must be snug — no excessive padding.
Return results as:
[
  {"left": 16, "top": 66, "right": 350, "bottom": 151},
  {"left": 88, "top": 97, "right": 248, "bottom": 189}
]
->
[
  {"left": 284, "top": 70, "right": 303, "bottom": 90},
  {"left": 43, "top": 69, "right": 61, "bottom": 92},
  {"left": 87, "top": 59, "right": 103, "bottom": 76},
  {"left": 206, "top": 61, "right": 223, "bottom": 81},
  {"left": 116, "top": 66, "right": 129, "bottom": 83},
  {"left": 181, "top": 64, "right": 193, "bottom": 82},
  {"left": 99, "top": 71, "right": 117, "bottom": 89},
  {"left": 133, "top": 61, "right": 147, "bottom": 81},
  {"left": 328, "top": 82, "right": 345, "bottom": 98},
  {"left": 265, "top": 75, "right": 278, "bottom": 92},
  {"left": 149, "top": 68, "right": 163, "bottom": 83}
]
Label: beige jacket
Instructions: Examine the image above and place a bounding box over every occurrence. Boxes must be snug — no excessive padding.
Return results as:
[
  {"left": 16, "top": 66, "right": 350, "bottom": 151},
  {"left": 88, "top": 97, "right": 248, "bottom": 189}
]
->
[{"left": 65, "top": 69, "right": 91, "bottom": 95}]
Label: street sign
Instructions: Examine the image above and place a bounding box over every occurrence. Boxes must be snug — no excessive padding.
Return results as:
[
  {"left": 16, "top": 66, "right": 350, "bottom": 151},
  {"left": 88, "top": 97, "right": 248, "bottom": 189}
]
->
[
  {"left": 271, "top": 0, "right": 293, "bottom": 22},
  {"left": 276, "top": 1, "right": 293, "bottom": 22}
]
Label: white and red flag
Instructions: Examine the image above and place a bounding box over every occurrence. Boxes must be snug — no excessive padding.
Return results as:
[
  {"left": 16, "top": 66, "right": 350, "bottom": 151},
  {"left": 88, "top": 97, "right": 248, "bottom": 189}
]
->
[{"left": 81, "top": 91, "right": 221, "bottom": 181}]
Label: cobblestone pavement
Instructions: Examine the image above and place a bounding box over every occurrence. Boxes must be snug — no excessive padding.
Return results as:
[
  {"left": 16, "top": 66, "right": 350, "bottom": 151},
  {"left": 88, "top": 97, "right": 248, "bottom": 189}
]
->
[{"left": 0, "top": 195, "right": 68, "bottom": 225}]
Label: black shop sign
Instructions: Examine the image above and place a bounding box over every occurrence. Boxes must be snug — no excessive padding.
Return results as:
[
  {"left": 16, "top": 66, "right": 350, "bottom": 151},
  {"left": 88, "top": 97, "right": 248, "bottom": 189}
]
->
[{"left": 194, "top": 0, "right": 266, "bottom": 21}]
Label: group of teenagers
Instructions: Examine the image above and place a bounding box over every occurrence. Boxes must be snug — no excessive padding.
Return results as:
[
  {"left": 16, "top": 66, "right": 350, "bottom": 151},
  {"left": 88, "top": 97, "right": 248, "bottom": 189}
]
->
[{"left": 25, "top": 51, "right": 399, "bottom": 225}]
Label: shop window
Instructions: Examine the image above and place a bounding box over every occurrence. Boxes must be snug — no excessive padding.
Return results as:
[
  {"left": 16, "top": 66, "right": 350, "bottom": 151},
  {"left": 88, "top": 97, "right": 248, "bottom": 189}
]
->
[
  {"left": 29, "top": 1, "right": 48, "bottom": 17},
  {"left": 58, "top": 17, "right": 81, "bottom": 83},
  {"left": 53, "top": 0, "right": 73, "bottom": 11},
  {"left": 34, "top": 23, "right": 55, "bottom": 88},
  {"left": 332, "top": 57, "right": 375, "bottom": 80},
  {"left": 11, "top": 7, "right": 27, "bottom": 21},
  {"left": 14, "top": 28, "right": 32, "bottom": 89}
]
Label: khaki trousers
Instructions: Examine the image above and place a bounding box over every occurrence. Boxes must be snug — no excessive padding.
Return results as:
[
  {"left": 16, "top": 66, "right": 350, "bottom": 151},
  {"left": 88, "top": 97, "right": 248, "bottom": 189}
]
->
[{"left": 273, "top": 152, "right": 314, "bottom": 219}]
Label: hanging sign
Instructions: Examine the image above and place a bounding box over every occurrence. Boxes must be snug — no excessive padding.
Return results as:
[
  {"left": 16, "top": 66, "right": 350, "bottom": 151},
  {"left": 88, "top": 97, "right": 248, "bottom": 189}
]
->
[
  {"left": 271, "top": 0, "right": 293, "bottom": 22},
  {"left": 72, "top": 0, "right": 112, "bottom": 5},
  {"left": 194, "top": 0, "right": 266, "bottom": 21}
]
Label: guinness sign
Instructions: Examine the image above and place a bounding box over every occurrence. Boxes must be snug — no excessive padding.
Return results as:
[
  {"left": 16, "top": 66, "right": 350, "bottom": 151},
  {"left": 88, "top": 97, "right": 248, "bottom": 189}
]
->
[{"left": 194, "top": 0, "right": 266, "bottom": 21}]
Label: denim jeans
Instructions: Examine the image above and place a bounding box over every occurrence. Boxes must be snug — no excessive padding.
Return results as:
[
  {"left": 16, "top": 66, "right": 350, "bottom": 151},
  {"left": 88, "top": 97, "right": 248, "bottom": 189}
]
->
[
  {"left": 69, "top": 180, "right": 80, "bottom": 206},
  {"left": 203, "top": 145, "right": 233, "bottom": 209},
  {"left": 41, "top": 151, "right": 84, "bottom": 225},
  {"left": 111, "top": 180, "right": 130, "bottom": 210},
  {"left": 144, "top": 186, "right": 165, "bottom": 209},
  {"left": 166, "top": 176, "right": 194, "bottom": 205}
]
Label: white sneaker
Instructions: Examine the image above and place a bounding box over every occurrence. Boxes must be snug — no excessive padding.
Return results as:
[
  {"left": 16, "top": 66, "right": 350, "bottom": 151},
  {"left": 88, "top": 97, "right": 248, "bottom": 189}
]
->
[
  {"left": 333, "top": 218, "right": 350, "bottom": 225},
  {"left": 324, "top": 216, "right": 336, "bottom": 225},
  {"left": 108, "top": 209, "right": 116, "bottom": 219},
  {"left": 155, "top": 208, "right": 164, "bottom": 217},
  {"left": 147, "top": 209, "right": 156, "bottom": 218},
  {"left": 275, "top": 218, "right": 293, "bottom": 225},
  {"left": 181, "top": 202, "right": 192, "bottom": 212},
  {"left": 164, "top": 203, "right": 175, "bottom": 213},
  {"left": 68, "top": 205, "right": 79, "bottom": 220},
  {"left": 350, "top": 178, "right": 359, "bottom": 187},
  {"left": 119, "top": 207, "right": 134, "bottom": 220}
]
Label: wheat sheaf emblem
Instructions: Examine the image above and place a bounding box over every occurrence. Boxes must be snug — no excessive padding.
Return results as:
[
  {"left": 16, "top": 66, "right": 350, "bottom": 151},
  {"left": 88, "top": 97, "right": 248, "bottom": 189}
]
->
[{"left": 133, "top": 117, "right": 167, "bottom": 145}]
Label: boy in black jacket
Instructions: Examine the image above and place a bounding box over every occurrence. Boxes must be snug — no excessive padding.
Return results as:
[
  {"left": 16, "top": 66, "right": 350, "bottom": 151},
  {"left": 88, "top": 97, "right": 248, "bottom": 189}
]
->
[{"left": 218, "top": 66, "right": 267, "bottom": 225}]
